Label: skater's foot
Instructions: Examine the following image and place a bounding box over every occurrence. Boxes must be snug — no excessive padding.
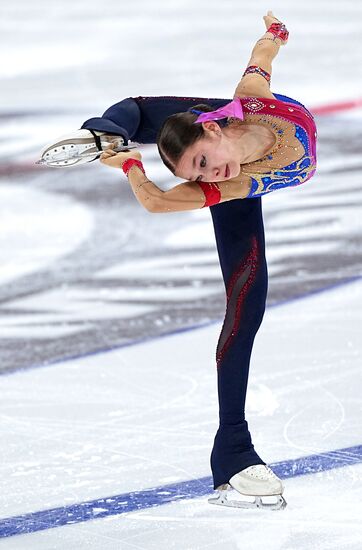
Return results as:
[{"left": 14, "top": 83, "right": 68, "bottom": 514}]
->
[
  {"left": 229, "top": 464, "right": 284, "bottom": 496},
  {"left": 36, "top": 129, "right": 125, "bottom": 168},
  {"left": 209, "top": 465, "right": 286, "bottom": 510}
]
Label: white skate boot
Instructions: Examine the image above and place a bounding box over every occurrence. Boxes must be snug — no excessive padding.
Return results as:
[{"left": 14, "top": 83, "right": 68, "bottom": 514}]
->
[
  {"left": 35, "top": 129, "right": 139, "bottom": 168},
  {"left": 208, "top": 465, "right": 287, "bottom": 511}
]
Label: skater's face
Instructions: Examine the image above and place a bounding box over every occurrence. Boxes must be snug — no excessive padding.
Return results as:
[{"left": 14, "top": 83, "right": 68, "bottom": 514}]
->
[{"left": 174, "top": 122, "right": 241, "bottom": 182}]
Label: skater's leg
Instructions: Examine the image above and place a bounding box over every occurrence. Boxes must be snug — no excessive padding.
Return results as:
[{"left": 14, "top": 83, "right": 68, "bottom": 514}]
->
[
  {"left": 209, "top": 197, "right": 268, "bottom": 490},
  {"left": 80, "top": 92, "right": 305, "bottom": 144},
  {"left": 81, "top": 95, "right": 231, "bottom": 144},
  {"left": 81, "top": 97, "right": 141, "bottom": 142},
  {"left": 41, "top": 92, "right": 303, "bottom": 167},
  {"left": 41, "top": 96, "right": 232, "bottom": 167}
]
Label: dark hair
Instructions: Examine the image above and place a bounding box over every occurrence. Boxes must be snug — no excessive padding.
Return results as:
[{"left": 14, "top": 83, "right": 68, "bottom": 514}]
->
[{"left": 156, "top": 104, "right": 228, "bottom": 175}]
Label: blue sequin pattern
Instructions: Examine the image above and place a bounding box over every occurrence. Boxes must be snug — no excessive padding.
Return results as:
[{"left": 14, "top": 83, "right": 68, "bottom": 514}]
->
[{"left": 247, "top": 124, "right": 316, "bottom": 197}]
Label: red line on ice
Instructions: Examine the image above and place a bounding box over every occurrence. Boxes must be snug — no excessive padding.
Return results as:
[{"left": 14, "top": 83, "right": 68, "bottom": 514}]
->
[{"left": 310, "top": 97, "right": 362, "bottom": 115}]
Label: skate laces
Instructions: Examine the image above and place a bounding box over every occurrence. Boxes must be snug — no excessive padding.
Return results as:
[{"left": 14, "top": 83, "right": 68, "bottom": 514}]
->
[{"left": 243, "top": 465, "right": 278, "bottom": 481}]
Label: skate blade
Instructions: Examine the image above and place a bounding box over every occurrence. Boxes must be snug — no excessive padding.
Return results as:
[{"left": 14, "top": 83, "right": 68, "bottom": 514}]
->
[
  {"left": 208, "top": 489, "right": 287, "bottom": 511},
  {"left": 35, "top": 143, "right": 139, "bottom": 167}
]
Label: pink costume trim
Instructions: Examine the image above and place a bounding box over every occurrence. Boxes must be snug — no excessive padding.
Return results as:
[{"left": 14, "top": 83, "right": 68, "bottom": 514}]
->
[
  {"left": 193, "top": 98, "right": 245, "bottom": 124},
  {"left": 239, "top": 96, "right": 317, "bottom": 172}
]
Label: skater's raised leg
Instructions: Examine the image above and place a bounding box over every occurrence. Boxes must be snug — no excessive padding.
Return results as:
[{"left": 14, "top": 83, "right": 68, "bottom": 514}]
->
[{"left": 36, "top": 96, "right": 232, "bottom": 167}]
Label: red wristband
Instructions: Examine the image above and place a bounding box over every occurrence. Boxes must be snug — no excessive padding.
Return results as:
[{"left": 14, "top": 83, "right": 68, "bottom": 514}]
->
[
  {"left": 121, "top": 158, "right": 146, "bottom": 177},
  {"left": 197, "top": 182, "right": 221, "bottom": 207}
]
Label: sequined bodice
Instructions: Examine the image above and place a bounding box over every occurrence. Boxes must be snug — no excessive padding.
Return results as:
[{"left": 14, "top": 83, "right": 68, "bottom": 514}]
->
[{"left": 229, "top": 96, "right": 318, "bottom": 197}]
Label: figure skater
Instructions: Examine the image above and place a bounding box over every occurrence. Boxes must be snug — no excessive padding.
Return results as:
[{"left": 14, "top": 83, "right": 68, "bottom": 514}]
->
[{"left": 37, "top": 11, "right": 317, "bottom": 510}]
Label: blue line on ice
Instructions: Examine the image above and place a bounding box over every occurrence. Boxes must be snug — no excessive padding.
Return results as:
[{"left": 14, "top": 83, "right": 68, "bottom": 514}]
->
[{"left": 0, "top": 443, "right": 361, "bottom": 538}]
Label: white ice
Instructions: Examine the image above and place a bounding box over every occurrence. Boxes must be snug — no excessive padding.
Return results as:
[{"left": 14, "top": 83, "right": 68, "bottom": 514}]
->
[{"left": 0, "top": 277, "right": 362, "bottom": 549}]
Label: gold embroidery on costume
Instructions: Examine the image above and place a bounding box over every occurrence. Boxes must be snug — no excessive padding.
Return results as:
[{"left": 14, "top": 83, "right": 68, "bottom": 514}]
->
[
  {"left": 237, "top": 113, "right": 316, "bottom": 197},
  {"left": 242, "top": 155, "right": 317, "bottom": 196}
]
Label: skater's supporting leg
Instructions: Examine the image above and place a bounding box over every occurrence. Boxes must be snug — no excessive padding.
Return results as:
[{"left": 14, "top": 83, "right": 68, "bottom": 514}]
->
[{"left": 209, "top": 197, "right": 268, "bottom": 490}]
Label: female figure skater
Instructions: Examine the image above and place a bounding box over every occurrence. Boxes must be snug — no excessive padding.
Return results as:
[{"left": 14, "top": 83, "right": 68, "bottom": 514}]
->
[{"left": 38, "top": 11, "right": 317, "bottom": 510}]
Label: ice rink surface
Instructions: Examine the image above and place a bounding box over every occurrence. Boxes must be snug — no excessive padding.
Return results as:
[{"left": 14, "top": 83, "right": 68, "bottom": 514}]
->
[{"left": 0, "top": 0, "right": 362, "bottom": 548}]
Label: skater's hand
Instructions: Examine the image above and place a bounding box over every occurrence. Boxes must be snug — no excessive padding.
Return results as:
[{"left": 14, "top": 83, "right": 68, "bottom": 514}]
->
[
  {"left": 263, "top": 11, "right": 288, "bottom": 45},
  {"left": 100, "top": 143, "right": 142, "bottom": 169}
]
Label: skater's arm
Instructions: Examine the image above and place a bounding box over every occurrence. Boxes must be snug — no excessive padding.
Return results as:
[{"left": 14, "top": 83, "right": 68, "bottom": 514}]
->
[
  {"left": 99, "top": 146, "right": 165, "bottom": 212},
  {"left": 234, "top": 40, "right": 279, "bottom": 99},
  {"left": 126, "top": 165, "right": 166, "bottom": 211},
  {"left": 100, "top": 146, "right": 252, "bottom": 213},
  {"left": 234, "top": 12, "right": 287, "bottom": 99},
  {"left": 150, "top": 176, "right": 252, "bottom": 213},
  {"left": 125, "top": 167, "right": 251, "bottom": 213}
]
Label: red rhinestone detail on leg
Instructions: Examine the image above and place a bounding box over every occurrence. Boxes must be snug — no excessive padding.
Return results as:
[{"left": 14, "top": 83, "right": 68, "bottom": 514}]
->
[{"left": 216, "top": 237, "right": 259, "bottom": 368}]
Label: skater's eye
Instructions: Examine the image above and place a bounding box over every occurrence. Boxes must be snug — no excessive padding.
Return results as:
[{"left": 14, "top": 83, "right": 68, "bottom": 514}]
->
[{"left": 196, "top": 156, "right": 206, "bottom": 181}]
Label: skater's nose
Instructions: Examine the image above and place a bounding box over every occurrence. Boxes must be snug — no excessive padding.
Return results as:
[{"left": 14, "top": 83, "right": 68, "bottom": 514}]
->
[{"left": 204, "top": 165, "right": 221, "bottom": 180}]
